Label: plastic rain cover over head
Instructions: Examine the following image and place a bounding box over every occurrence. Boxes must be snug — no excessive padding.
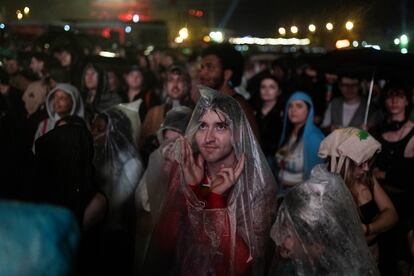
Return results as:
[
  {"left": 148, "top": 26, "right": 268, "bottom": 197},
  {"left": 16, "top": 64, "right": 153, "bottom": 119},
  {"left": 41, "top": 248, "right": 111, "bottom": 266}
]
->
[
  {"left": 270, "top": 164, "right": 379, "bottom": 276},
  {"left": 141, "top": 86, "right": 278, "bottom": 275},
  {"left": 94, "top": 101, "right": 143, "bottom": 229}
]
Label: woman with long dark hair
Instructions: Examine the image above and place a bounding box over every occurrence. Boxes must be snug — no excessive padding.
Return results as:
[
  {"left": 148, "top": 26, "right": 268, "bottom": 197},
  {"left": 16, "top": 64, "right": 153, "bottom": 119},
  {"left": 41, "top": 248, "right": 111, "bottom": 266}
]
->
[{"left": 276, "top": 91, "right": 324, "bottom": 196}]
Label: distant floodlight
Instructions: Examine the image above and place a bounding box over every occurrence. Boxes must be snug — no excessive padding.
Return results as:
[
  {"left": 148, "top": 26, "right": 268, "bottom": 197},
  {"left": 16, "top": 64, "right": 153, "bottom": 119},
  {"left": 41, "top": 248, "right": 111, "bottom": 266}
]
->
[
  {"left": 400, "top": 34, "right": 409, "bottom": 45},
  {"left": 394, "top": 38, "right": 400, "bottom": 45},
  {"left": 290, "top": 26, "right": 298, "bottom": 34},
  {"left": 64, "top": 25, "right": 70, "bottom": 32},
  {"left": 352, "top": 41, "right": 359, "bottom": 47},
  {"left": 209, "top": 31, "right": 224, "bottom": 43},
  {"left": 336, "top": 39, "right": 351, "bottom": 49},
  {"left": 125, "top": 26, "right": 132, "bottom": 33},
  {"left": 179, "top": 27, "right": 189, "bottom": 39},
  {"left": 401, "top": 48, "right": 408, "bottom": 54},
  {"left": 24, "top": 7, "right": 30, "bottom": 15},
  {"left": 175, "top": 36, "right": 184, "bottom": 43},
  {"left": 326, "top": 22, "right": 333, "bottom": 31},
  {"left": 0, "top": 23, "right": 5, "bottom": 29},
  {"left": 132, "top": 14, "right": 140, "bottom": 23},
  {"left": 308, "top": 24, "right": 316, "bottom": 32},
  {"left": 278, "top": 27, "right": 286, "bottom": 36},
  {"left": 345, "top": 21, "right": 354, "bottom": 31}
]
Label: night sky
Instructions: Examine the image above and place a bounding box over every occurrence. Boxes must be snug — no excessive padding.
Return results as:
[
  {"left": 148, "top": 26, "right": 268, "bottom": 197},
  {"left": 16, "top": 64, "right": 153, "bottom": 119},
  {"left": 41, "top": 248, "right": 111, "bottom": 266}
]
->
[{"left": 1, "top": 0, "right": 413, "bottom": 37}]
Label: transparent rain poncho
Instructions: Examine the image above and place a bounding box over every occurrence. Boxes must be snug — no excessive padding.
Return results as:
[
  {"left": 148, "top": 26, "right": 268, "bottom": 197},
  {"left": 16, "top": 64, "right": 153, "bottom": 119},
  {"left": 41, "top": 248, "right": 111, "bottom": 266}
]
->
[
  {"left": 270, "top": 164, "right": 379, "bottom": 276},
  {"left": 93, "top": 100, "right": 144, "bottom": 230},
  {"left": 141, "top": 86, "right": 277, "bottom": 275}
]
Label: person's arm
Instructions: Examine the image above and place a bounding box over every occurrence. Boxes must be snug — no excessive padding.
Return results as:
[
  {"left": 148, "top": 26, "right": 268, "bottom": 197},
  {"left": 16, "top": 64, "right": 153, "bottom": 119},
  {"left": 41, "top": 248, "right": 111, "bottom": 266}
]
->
[
  {"left": 82, "top": 192, "right": 107, "bottom": 231},
  {"left": 362, "top": 177, "right": 398, "bottom": 239}
]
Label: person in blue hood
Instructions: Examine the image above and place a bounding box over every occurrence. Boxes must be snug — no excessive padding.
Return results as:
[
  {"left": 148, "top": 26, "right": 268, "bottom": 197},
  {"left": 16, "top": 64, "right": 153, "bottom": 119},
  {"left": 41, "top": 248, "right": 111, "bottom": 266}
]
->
[{"left": 275, "top": 91, "right": 324, "bottom": 196}]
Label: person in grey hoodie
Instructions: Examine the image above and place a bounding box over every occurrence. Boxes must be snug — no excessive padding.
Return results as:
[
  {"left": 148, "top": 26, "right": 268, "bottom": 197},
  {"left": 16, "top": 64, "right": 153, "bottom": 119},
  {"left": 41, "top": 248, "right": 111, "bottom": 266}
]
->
[{"left": 33, "top": 83, "right": 84, "bottom": 145}]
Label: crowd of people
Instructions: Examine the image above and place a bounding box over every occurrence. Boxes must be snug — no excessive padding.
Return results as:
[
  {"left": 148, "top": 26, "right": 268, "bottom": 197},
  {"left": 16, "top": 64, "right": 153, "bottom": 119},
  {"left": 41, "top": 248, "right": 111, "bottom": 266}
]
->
[{"left": 0, "top": 39, "right": 414, "bottom": 275}]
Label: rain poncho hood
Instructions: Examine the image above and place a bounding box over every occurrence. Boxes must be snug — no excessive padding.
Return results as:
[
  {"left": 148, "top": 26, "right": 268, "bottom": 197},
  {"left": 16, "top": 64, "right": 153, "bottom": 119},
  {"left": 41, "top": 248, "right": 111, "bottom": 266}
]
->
[
  {"left": 270, "top": 164, "right": 379, "bottom": 275},
  {"left": 141, "top": 86, "right": 277, "bottom": 275},
  {"left": 279, "top": 91, "right": 324, "bottom": 179},
  {"left": 156, "top": 106, "right": 192, "bottom": 144},
  {"left": 94, "top": 100, "right": 143, "bottom": 229},
  {"left": 46, "top": 83, "right": 84, "bottom": 120}
]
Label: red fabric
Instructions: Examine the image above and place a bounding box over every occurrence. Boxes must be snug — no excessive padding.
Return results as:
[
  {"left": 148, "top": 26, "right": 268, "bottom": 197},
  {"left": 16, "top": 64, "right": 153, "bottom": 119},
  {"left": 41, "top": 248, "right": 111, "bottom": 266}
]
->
[{"left": 155, "top": 165, "right": 251, "bottom": 275}]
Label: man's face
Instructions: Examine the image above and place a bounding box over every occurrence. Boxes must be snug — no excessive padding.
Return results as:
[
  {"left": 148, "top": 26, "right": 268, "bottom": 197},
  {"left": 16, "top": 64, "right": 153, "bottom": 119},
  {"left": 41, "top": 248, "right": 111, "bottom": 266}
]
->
[
  {"left": 195, "top": 109, "right": 234, "bottom": 164},
  {"left": 84, "top": 67, "right": 98, "bottom": 90},
  {"left": 53, "top": 90, "right": 73, "bottom": 116},
  {"left": 30, "top": 57, "right": 44, "bottom": 74},
  {"left": 199, "top": 54, "right": 225, "bottom": 90},
  {"left": 166, "top": 73, "right": 186, "bottom": 100},
  {"left": 57, "top": 50, "right": 72, "bottom": 67},
  {"left": 5, "top": 59, "right": 19, "bottom": 75},
  {"left": 339, "top": 77, "right": 359, "bottom": 101},
  {"left": 126, "top": 70, "right": 143, "bottom": 90}
]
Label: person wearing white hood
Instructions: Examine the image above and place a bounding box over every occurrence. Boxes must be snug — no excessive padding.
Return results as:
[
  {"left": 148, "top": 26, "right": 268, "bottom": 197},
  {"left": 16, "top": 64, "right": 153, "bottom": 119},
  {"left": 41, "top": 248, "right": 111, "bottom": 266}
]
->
[{"left": 33, "top": 83, "right": 84, "bottom": 145}]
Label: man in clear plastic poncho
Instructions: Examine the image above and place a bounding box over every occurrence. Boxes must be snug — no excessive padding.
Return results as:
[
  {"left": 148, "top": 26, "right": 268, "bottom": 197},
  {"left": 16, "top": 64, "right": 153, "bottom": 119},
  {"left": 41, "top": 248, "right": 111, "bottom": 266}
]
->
[
  {"left": 270, "top": 168, "right": 379, "bottom": 274},
  {"left": 141, "top": 86, "right": 277, "bottom": 275}
]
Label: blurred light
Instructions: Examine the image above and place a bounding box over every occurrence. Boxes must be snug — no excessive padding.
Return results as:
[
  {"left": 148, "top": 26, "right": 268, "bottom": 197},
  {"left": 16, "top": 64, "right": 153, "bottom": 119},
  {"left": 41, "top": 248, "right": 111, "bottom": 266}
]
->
[
  {"left": 336, "top": 39, "right": 351, "bottom": 49},
  {"left": 345, "top": 21, "right": 354, "bottom": 31},
  {"left": 44, "top": 43, "right": 50, "bottom": 49},
  {"left": 132, "top": 14, "right": 140, "bottom": 23},
  {"left": 229, "top": 36, "right": 310, "bottom": 46},
  {"left": 362, "top": 41, "right": 367, "bottom": 47},
  {"left": 0, "top": 23, "right": 5, "bottom": 29},
  {"left": 352, "top": 40, "right": 359, "bottom": 47},
  {"left": 363, "top": 44, "right": 381, "bottom": 50},
  {"left": 125, "top": 26, "right": 132, "bottom": 33},
  {"left": 17, "top": 11, "right": 23, "bottom": 20},
  {"left": 16, "top": 10, "right": 21, "bottom": 15},
  {"left": 400, "top": 34, "right": 409, "bottom": 45},
  {"left": 401, "top": 48, "right": 408, "bottom": 54},
  {"left": 209, "top": 31, "right": 224, "bottom": 43},
  {"left": 188, "top": 9, "right": 204, "bottom": 17},
  {"left": 64, "top": 24, "right": 70, "bottom": 31},
  {"left": 290, "top": 26, "right": 298, "bottom": 34},
  {"left": 144, "top": 45, "right": 154, "bottom": 56},
  {"left": 308, "top": 24, "right": 316, "bottom": 32},
  {"left": 394, "top": 38, "right": 400, "bottom": 45},
  {"left": 99, "top": 51, "right": 118, "bottom": 58},
  {"left": 175, "top": 36, "right": 184, "bottom": 43},
  {"left": 24, "top": 7, "right": 30, "bottom": 15},
  {"left": 326, "top": 22, "right": 333, "bottom": 31},
  {"left": 278, "top": 27, "right": 286, "bottom": 36},
  {"left": 179, "top": 27, "right": 189, "bottom": 39},
  {"left": 203, "top": 35, "right": 211, "bottom": 43}
]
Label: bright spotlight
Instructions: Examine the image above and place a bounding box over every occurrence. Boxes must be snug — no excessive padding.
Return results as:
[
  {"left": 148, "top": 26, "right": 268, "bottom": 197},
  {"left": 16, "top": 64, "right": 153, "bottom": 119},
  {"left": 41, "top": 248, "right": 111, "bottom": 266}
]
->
[
  {"left": 290, "top": 26, "right": 298, "bottom": 34},
  {"left": 326, "top": 22, "right": 333, "bottom": 31},
  {"left": 345, "top": 21, "right": 354, "bottom": 31},
  {"left": 308, "top": 24, "right": 316, "bottom": 32}
]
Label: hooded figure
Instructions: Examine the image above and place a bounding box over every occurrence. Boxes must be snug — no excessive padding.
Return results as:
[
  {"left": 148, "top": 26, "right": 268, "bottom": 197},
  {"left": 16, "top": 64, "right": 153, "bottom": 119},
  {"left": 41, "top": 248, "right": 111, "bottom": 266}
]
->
[
  {"left": 81, "top": 63, "right": 122, "bottom": 123},
  {"left": 270, "top": 164, "right": 379, "bottom": 275},
  {"left": 140, "top": 86, "right": 277, "bottom": 275},
  {"left": 134, "top": 106, "right": 193, "bottom": 273},
  {"left": 33, "top": 83, "right": 84, "bottom": 144},
  {"left": 92, "top": 101, "right": 144, "bottom": 275},
  {"left": 277, "top": 92, "right": 324, "bottom": 191}
]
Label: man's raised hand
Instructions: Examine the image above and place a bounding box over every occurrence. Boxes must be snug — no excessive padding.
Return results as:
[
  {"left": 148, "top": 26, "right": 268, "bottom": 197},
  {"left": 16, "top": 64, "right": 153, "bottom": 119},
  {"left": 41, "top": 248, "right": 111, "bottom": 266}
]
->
[
  {"left": 210, "top": 154, "right": 245, "bottom": 195},
  {"left": 180, "top": 137, "right": 204, "bottom": 187}
]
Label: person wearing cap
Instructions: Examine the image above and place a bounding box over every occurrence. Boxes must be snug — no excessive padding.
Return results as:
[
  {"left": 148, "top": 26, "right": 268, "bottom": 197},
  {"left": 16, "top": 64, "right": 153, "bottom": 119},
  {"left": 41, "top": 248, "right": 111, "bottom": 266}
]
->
[
  {"left": 140, "top": 65, "right": 193, "bottom": 146},
  {"left": 319, "top": 127, "right": 398, "bottom": 261},
  {"left": 199, "top": 43, "right": 260, "bottom": 139},
  {"left": 33, "top": 83, "right": 84, "bottom": 145},
  {"left": 321, "top": 74, "right": 382, "bottom": 133}
]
